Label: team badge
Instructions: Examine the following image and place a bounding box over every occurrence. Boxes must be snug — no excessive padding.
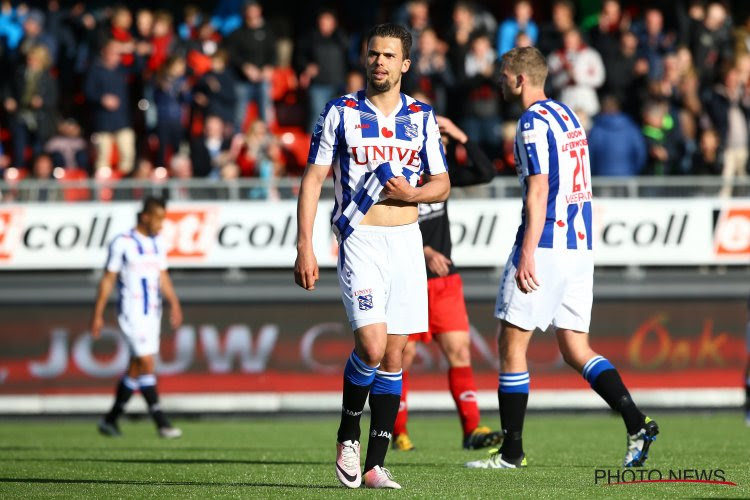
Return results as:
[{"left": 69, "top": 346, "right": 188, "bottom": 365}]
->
[
  {"left": 358, "top": 294, "right": 373, "bottom": 311},
  {"left": 404, "top": 123, "right": 418, "bottom": 139}
]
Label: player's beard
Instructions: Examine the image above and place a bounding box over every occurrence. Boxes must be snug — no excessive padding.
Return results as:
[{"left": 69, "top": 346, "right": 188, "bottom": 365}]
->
[{"left": 368, "top": 73, "right": 399, "bottom": 93}]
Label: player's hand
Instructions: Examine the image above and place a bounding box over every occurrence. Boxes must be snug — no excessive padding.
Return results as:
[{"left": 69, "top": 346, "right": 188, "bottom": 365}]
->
[
  {"left": 515, "top": 256, "right": 540, "bottom": 294},
  {"left": 90, "top": 316, "right": 103, "bottom": 339},
  {"left": 170, "top": 304, "right": 183, "bottom": 329},
  {"left": 425, "top": 247, "right": 452, "bottom": 277},
  {"left": 436, "top": 116, "right": 468, "bottom": 144},
  {"left": 383, "top": 176, "right": 416, "bottom": 202},
  {"left": 294, "top": 248, "right": 319, "bottom": 290}
]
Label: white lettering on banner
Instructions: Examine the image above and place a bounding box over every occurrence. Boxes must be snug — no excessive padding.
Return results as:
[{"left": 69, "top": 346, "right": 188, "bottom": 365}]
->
[
  {"left": 713, "top": 207, "right": 750, "bottom": 256},
  {"left": 199, "top": 324, "right": 278, "bottom": 373},
  {"left": 300, "top": 322, "right": 346, "bottom": 373},
  {"left": 0, "top": 199, "right": 746, "bottom": 267}
]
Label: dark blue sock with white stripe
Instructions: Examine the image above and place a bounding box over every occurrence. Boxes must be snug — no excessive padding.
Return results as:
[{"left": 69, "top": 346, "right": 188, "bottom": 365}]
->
[
  {"left": 106, "top": 375, "right": 138, "bottom": 423},
  {"left": 337, "top": 350, "right": 378, "bottom": 443},
  {"left": 583, "top": 355, "right": 644, "bottom": 434},
  {"left": 139, "top": 374, "right": 171, "bottom": 429},
  {"left": 498, "top": 371, "right": 529, "bottom": 460},
  {"left": 364, "top": 369, "right": 402, "bottom": 473}
]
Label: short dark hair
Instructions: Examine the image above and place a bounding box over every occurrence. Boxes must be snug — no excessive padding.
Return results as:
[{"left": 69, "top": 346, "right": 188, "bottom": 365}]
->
[
  {"left": 141, "top": 196, "right": 166, "bottom": 217},
  {"left": 366, "top": 23, "right": 412, "bottom": 59}
]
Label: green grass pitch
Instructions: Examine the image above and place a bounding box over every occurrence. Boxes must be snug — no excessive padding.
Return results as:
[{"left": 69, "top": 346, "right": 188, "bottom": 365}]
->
[{"left": 0, "top": 412, "right": 748, "bottom": 498}]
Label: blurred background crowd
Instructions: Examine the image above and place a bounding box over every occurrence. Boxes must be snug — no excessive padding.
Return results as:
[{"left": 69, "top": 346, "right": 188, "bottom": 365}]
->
[{"left": 1, "top": 0, "right": 750, "bottom": 196}]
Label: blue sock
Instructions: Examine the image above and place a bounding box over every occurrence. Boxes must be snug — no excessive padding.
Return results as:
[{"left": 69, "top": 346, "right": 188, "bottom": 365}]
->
[
  {"left": 583, "top": 356, "right": 644, "bottom": 434},
  {"left": 337, "top": 350, "right": 378, "bottom": 443}
]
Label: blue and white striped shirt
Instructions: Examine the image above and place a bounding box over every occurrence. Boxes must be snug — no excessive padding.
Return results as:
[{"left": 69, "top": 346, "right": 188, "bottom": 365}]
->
[
  {"left": 105, "top": 229, "right": 166, "bottom": 319},
  {"left": 308, "top": 90, "right": 448, "bottom": 238},
  {"left": 513, "top": 98, "right": 593, "bottom": 262}
]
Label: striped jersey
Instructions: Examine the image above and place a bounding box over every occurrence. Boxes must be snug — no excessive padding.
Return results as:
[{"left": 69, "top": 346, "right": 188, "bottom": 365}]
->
[
  {"left": 105, "top": 229, "right": 167, "bottom": 319},
  {"left": 513, "top": 98, "right": 593, "bottom": 258},
  {"left": 307, "top": 89, "right": 448, "bottom": 233}
]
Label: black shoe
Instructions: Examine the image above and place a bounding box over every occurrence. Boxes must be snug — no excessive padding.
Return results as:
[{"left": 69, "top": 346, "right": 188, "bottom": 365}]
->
[
  {"left": 98, "top": 418, "right": 122, "bottom": 437},
  {"left": 462, "top": 425, "right": 504, "bottom": 450}
]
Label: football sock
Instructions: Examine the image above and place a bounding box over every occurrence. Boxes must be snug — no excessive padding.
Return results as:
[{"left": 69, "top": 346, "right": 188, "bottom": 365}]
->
[
  {"left": 139, "top": 374, "right": 171, "bottom": 429},
  {"left": 337, "top": 350, "right": 377, "bottom": 443},
  {"left": 449, "top": 366, "right": 480, "bottom": 436},
  {"left": 745, "top": 375, "right": 750, "bottom": 412},
  {"left": 106, "top": 376, "right": 138, "bottom": 423},
  {"left": 498, "top": 371, "right": 529, "bottom": 460},
  {"left": 583, "top": 356, "right": 644, "bottom": 435},
  {"left": 393, "top": 369, "right": 409, "bottom": 436},
  {"left": 364, "top": 369, "right": 402, "bottom": 473}
]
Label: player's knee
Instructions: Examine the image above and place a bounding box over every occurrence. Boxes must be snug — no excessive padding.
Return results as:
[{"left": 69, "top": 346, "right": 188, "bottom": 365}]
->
[
  {"left": 356, "top": 345, "right": 385, "bottom": 367},
  {"left": 446, "top": 343, "right": 471, "bottom": 366}
]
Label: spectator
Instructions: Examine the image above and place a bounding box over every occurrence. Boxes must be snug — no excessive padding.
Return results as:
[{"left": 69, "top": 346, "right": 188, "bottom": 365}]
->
[
  {"left": 20, "top": 153, "right": 61, "bottom": 201},
  {"left": 634, "top": 7, "right": 675, "bottom": 81},
  {"left": 641, "top": 99, "right": 672, "bottom": 176},
  {"left": 691, "top": 128, "right": 722, "bottom": 175},
  {"left": 109, "top": 6, "right": 135, "bottom": 69},
  {"left": 497, "top": 0, "right": 538, "bottom": 57},
  {"left": 193, "top": 49, "right": 237, "bottom": 129},
  {"left": 537, "top": 0, "right": 576, "bottom": 56},
  {"left": 690, "top": 1, "right": 733, "bottom": 98},
  {"left": 44, "top": 118, "right": 88, "bottom": 170},
  {"left": 190, "top": 114, "right": 233, "bottom": 178},
  {"left": 184, "top": 19, "right": 222, "bottom": 80},
  {"left": 446, "top": 1, "right": 481, "bottom": 85},
  {"left": 154, "top": 55, "right": 190, "bottom": 167},
  {"left": 588, "top": 95, "right": 646, "bottom": 176},
  {"left": 406, "top": 28, "right": 454, "bottom": 116},
  {"left": 586, "top": 0, "right": 629, "bottom": 65},
  {"left": 295, "top": 8, "right": 349, "bottom": 132},
  {"left": 547, "top": 28, "right": 606, "bottom": 121},
  {"left": 403, "top": 0, "right": 431, "bottom": 58},
  {"left": 15, "top": 8, "right": 58, "bottom": 68},
  {"left": 234, "top": 118, "right": 283, "bottom": 199},
  {"left": 224, "top": 0, "right": 276, "bottom": 130},
  {"left": 707, "top": 65, "right": 750, "bottom": 197},
  {"left": 460, "top": 31, "right": 501, "bottom": 156},
  {"left": 178, "top": 4, "right": 202, "bottom": 41},
  {"left": 4, "top": 43, "right": 58, "bottom": 168},
  {"left": 344, "top": 69, "right": 365, "bottom": 94},
  {"left": 147, "top": 11, "right": 176, "bottom": 77},
  {"left": 602, "top": 31, "right": 648, "bottom": 119},
  {"left": 84, "top": 39, "right": 136, "bottom": 174}
]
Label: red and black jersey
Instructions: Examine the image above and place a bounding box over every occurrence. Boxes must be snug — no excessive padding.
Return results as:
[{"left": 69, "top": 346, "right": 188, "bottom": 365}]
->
[{"left": 418, "top": 140, "right": 495, "bottom": 278}]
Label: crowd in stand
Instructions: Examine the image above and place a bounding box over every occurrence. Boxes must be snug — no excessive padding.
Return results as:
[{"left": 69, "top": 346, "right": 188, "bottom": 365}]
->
[{"left": 1, "top": 0, "right": 749, "bottom": 198}]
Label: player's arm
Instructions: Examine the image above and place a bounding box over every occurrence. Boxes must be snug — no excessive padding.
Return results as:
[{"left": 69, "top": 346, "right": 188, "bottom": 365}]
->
[
  {"left": 295, "top": 163, "right": 330, "bottom": 290},
  {"left": 383, "top": 171, "right": 449, "bottom": 203},
  {"left": 516, "top": 173, "right": 548, "bottom": 293},
  {"left": 160, "top": 270, "right": 183, "bottom": 329},
  {"left": 90, "top": 271, "right": 117, "bottom": 339}
]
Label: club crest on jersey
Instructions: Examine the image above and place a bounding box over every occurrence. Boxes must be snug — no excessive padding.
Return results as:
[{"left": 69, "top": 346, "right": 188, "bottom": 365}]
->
[
  {"left": 358, "top": 294, "right": 373, "bottom": 311},
  {"left": 404, "top": 123, "right": 419, "bottom": 139}
]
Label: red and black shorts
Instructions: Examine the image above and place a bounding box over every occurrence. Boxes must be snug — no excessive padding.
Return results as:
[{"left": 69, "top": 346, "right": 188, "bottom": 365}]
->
[{"left": 409, "top": 273, "right": 470, "bottom": 342}]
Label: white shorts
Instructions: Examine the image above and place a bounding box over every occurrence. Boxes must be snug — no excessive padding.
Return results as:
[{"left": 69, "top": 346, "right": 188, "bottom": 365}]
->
[
  {"left": 495, "top": 246, "right": 593, "bottom": 332},
  {"left": 338, "top": 222, "right": 428, "bottom": 335},
  {"left": 118, "top": 313, "right": 161, "bottom": 357}
]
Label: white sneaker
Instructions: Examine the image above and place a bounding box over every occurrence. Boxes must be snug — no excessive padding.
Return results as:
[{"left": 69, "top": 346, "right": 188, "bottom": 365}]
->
[
  {"left": 335, "top": 440, "right": 361, "bottom": 488},
  {"left": 158, "top": 427, "right": 183, "bottom": 439},
  {"left": 465, "top": 449, "right": 526, "bottom": 469},
  {"left": 363, "top": 465, "right": 401, "bottom": 489}
]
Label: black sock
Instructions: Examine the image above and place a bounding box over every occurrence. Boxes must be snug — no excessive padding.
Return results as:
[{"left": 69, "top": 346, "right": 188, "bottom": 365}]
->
[
  {"left": 745, "top": 374, "right": 750, "bottom": 412},
  {"left": 337, "top": 351, "right": 377, "bottom": 443},
  {"left": 139, "top": 375, "right": 171, "bottom": 428},
  {"left": 337, "top": 379, "right": 371, "bottom": 443},
  {"left": 105, "top": 376, "right": 137, "bottom": 423},
  {"left": 363, "top": 369, "right": 402, "bottom": 473},
  {"left": 583, "top": 356, "right": 644, "bottom": 434},
  {"left": 497, "top": 371, "right": 529, "bottom": 459}
]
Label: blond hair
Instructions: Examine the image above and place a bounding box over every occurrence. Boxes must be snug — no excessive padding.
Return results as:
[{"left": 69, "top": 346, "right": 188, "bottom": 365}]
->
[{"left": 501, "top": 46, "right": 548, "bottom": 87}]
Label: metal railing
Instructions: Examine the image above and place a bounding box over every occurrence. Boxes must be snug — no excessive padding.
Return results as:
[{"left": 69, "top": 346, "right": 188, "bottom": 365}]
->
[{"left": 1, "top": 176, "right": 749, "bottom": 202}]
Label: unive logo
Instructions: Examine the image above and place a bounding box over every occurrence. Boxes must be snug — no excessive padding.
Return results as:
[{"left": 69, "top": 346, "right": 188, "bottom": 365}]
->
[{"left": 358, "top": 294, "right": 374, "bottom": 311}]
